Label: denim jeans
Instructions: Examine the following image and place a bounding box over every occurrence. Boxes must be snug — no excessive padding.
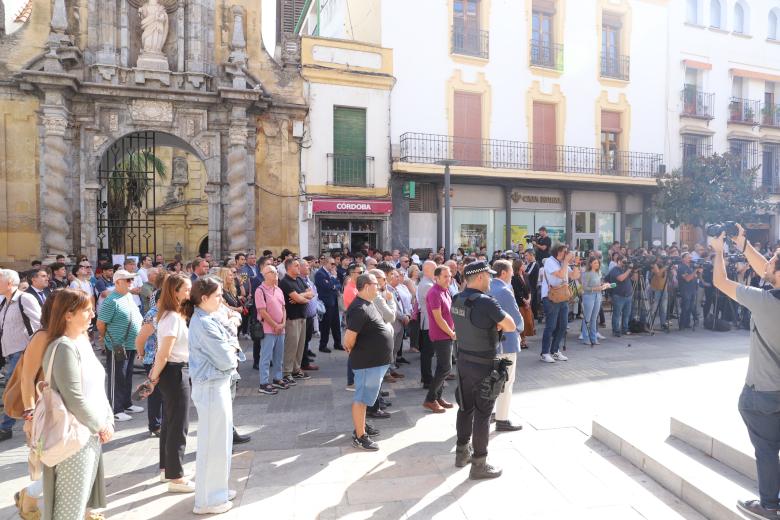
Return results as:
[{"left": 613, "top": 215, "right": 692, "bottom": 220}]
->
[
  {"left": 611, "top": 294, "right": 632, "bottom": 334},
  {"left": 259, "top": 333, "right": 284, "bottom": 385},
  {"left": 651, "top": 289, "right": 668, "bottom": 327},
  {"left": 0, "top": 351, "right": 22, "bottom": 430},
  {"left": 738, "top": 385, "right": 780, "bottom": 509},
  {"left": 581, "top": 293, "right": 602, "bottom": 344},
  {"left": 541, "top": 298, "right": 568, "bottom": 355},
  {"left": 679, "top": 291, "right": 696, "bottom": 329},
  {"left": 191, "top": 376, "right": 233, "bottom": 510}
]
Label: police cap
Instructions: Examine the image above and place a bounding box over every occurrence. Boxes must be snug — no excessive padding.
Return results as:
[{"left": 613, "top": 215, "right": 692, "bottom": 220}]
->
[{"left": 463, "top": 260, "right": 496, "bottom": 277}]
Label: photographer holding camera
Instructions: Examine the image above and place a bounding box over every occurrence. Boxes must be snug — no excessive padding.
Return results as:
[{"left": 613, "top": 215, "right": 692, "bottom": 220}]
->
[
  {"left": 534, "top": 227, "right": 552, "bottom": 262},
  {"left": 677, "top": 253, "right": 702, "bottom": 330},
  {"left": 606, "top": 255, "right": 635, "bottom": 337},
  {"left": 708, "top": 224, "right": 780, "bottom": 519}
]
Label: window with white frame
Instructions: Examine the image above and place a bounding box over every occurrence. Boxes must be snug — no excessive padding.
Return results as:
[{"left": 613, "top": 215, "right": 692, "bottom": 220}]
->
[
  {"left": 710, "top": 0, "right": 722, "bottom": 28},
  {"left": 687, "top": 0, "right": 699, "bottom": 24},
  {"left": 734, "top": 2, "right": 746, "bottom": 34},
  {"left": 770, "top": 9, "right": 779, "bottom": 40}
]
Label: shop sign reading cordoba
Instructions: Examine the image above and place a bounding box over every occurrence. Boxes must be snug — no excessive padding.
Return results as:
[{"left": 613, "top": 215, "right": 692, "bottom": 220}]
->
[
  {"left": 511, "top": 191, "right": 561, "bottom": 205},
  {"left": 312, "top": 198, "right": 393, "bottom": 214}
]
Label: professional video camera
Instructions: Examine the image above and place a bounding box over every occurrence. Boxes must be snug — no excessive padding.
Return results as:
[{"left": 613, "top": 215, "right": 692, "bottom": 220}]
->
[
  {"left": 706, "top": 221, "right": 739, "bottom": 238},
  {"left": 524, "top": 233, "right": 542, "bottom": 243},
  {"left": 625, "top": 255, "right": 655, "bottom": 272}
]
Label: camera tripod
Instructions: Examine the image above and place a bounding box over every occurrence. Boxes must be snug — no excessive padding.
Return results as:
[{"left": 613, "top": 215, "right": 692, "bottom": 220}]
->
[
  {"left": 646, "top": 269, "right": 671, "bottom": 335},
  {"left": 629, "top": 270, "right": 653, "bottom": 335}
]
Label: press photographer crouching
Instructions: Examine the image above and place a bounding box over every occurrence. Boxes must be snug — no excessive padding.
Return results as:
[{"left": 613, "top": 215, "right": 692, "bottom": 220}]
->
[{"left": 709, "top": 224, "right": 780, "bottom": 520}]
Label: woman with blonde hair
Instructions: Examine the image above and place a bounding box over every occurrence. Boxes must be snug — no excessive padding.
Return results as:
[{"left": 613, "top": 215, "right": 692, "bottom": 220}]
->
[
  {"left": 146, "top": 274, "right": 193, "bottom": 492},
  {"left": 41, "top": 289, "right": 114, "bottom": 520},
  {"left": 216, "top": 268, "right": 242, "bottom": 313}
]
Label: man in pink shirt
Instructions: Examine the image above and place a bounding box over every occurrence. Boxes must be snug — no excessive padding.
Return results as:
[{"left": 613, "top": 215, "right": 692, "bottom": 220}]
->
[
  {"left": 423, "top": 265, "right": 456, "bottom": 413},
  {"left": 256, "top": 265, "right": 287, "bottom": 395}
]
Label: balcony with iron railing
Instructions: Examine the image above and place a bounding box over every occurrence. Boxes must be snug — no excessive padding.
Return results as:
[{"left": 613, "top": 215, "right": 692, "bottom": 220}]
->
[
  {"left": 600, "top": 53, "right": 630, "bottom": 80},
  {"left": 530, "top": 39, "right": 563, "bottom": 71},
  {"left": 327, "top": 154, "right": 375, "bottom": 187},
  {"left": 451, "top": 24, "right": 489, "bottom": 59},
  {"left": 729, "top": 97, "right": 761, "bottom": 124},
  {"left": 681, "top": 87, "right": 715, "bottom": 119},
  {"left": 398, "top": 132, "right": 664, "bottom": 178},
  {"left": 762, "top": 104, "right": 780, "bottom": 128}
]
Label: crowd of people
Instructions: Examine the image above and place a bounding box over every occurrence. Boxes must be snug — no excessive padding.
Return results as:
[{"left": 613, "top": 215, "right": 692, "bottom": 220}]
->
[{"left": 1, "top": 223, "right": 778, "bottom": 517}]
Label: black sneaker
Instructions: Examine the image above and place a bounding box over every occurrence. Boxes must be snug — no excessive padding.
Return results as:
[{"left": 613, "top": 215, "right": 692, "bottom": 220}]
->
[
  {"left": 293, "top": 371, "right": 311, "bottom": 380},
  {"left": 319, "top": 347, "right": 332, "bottom": 353},
  {"left": 0, "top": 429, "right": 11, "bottom": 442},
  {"left": 272, "top": 379, "right": 289, "bottom": 390},
  {"left": 736, "top": 499, "right": 780, "bottom": 520},
  {"left": 282, "top": 375, "right": 297, "bottom": 386},
  {"left": 258, "top": 384, "right": 278, "bottom": 395},
  {"left": 365, "top": 423, "right": 380, "bottom": 437},
  {"left": 352, "top": 432, "right": 379, "bottom": 451},
  {"left": 396, "top": 357, "right": 410, "bottom": 364}
]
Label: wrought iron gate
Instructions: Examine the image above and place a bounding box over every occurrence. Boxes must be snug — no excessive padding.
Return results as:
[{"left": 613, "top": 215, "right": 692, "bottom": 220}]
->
[{"left": 97, "top": 132, "right": 158, "bottom": 258}]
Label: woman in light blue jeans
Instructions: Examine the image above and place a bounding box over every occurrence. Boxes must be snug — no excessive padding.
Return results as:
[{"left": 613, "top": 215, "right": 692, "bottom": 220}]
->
[
  {"left": 185, "top": 278, "right": 240, "bottom": 515},
  {"left": 581, "top": 258, "right": 609, "bottom": 345}
]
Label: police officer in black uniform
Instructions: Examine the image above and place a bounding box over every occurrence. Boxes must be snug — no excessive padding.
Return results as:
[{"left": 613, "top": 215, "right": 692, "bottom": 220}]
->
[{"left": 452, "top": 261, "right": 517, "bottom": 479}]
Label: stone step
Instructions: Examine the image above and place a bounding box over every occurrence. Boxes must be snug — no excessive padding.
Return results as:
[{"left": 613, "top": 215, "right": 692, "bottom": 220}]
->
[
  {"left": 593, "top": 418, "right": 757, "bottom": 520},
  {"left": 670, "top": 416, "right": 756, "bottom": 482}
]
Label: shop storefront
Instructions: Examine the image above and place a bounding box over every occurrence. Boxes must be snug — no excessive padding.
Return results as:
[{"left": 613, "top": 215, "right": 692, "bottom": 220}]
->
[
  {"left": 309, "top": 198, "right": 392, "bottom": 254},
  {"left": 443, "top": 185, "right": 641, "bottom": 256}
]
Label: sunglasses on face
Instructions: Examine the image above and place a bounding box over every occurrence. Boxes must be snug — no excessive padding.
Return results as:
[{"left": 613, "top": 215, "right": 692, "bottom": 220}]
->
[{"left": 80, "top": 264, "right": 91, "bottom": 268}]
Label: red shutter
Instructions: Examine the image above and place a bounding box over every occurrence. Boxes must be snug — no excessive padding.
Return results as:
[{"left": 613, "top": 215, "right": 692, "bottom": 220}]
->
[
  {"left": 601, "top": 111, "right": 621, "bottom": 132},
  {"left": 454, "top": 91, "right": 483, "bottom": 166},
  {"left": 533, "top": 102, "right": 557, "bottom": 171}
]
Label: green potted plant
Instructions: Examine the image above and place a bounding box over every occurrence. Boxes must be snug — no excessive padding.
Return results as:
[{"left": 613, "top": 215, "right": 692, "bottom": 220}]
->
[
  {"left": 729, "top": 99, "right": 742, "bottom": 121},
  {"left": 763, "top": 104, "right": 778, "bottom": 126}
]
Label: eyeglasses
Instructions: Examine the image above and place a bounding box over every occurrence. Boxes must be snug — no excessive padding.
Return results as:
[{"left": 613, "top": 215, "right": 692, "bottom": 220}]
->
[{"left": 80, "top": 264, "right": 91, "bottom": 268}]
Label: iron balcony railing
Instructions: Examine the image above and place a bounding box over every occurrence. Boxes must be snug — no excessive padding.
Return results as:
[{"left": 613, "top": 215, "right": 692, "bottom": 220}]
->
[
  {"left": 327, "top": 154, "right": 375, "bottom": 187},
  {"left": 762, "top": 103, "right": 780, "bottom": 127},
  {"left": 452, "top": 24, "right": 489, "bottom": 59},
  {"left": 681, "top": 88, "right": 715, "bottom": 119},
  {"left": 399, "top": 132, "right": 664, "bottom": 178},
  {"left": 600, "top": 53, "right": 630, "bottom": 80},
  {"left": 729, "top": 97, "right": 761, "bottom": 124},
  {"left": 530, "top": 39, "right": 563, "bottom": 70}
]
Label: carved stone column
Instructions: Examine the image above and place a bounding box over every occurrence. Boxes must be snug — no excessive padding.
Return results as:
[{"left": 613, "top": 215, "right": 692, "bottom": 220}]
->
[
  {"left": 41, "top": 108, "right": 72, "bottom": 257},
  {"left": 227, "top": 114, "right": 249, "bottom": 253}
]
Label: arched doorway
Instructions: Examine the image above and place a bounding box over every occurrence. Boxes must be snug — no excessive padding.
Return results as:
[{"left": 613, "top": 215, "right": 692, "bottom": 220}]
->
[
  {"left": 198, "top": 236, "right": 209, "bottom": 257},
  {"left": 96, "top": 131, "right": 211, "bottom": 262}
]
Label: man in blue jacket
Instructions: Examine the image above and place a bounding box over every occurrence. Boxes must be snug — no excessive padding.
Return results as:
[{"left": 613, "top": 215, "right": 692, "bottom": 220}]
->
[
  {"left": 488, "top": 259, "right": 524, "bottom": 432},
  {"left": 315, "top": 256, "right": 342, "bottom": 353}
]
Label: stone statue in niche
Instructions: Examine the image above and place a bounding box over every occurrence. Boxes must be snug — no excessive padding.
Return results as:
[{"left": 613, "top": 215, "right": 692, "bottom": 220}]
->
[
  {"left": 165, "top": 156, "right": 188, "bottom": 203},
  {"left": 137, "top": 0, "right": 170, "bottom": 70}
]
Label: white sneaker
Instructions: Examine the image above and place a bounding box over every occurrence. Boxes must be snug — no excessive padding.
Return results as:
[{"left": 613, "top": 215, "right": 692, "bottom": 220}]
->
[
  {"left": 345, "top": 384, "right": 355, "bottom": 392},
  {"left": 168, "top": 481, "right": 196, "bottom": 493},
  {"left": 194, "top": 502, "right": 233, "bottom": 515},
  {"left": 114, "top": 412, "right": 132, "bottom": 422},
  {"left": 597, "top": 332, "right": 605, "bottom": 340},
  {"left": 540, "top": 353, "right": 555, "bottom": 363},
  {"left": 125, "top": 405, "right": 144, "bottom": 413},
  {"left": 228, "top": 490, "right": 237, "bottom": 501},
  {"left": 577, "top": 335, "right": 584, "bottom": 340},
  {"left": 552, "top": 352, "right": 568, "bottom": 361}
]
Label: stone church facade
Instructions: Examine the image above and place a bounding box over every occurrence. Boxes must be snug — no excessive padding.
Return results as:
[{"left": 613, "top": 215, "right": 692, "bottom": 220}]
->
[{"left": 0, "top": 0, "right": 305, "bottom": 268}]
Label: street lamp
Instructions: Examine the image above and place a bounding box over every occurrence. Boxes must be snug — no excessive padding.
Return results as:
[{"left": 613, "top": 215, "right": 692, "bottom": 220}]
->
[{"left": 436, "top": 159, "right": 458, "bottom": 258}]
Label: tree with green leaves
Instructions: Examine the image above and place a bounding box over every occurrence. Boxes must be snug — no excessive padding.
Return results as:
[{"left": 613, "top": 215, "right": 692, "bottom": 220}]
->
[
  {"left": 108, "top": 150, "right": 166, "bottom": 252},
  {"left": 654, "top": 153, "right": 772, "bottom": 238}
]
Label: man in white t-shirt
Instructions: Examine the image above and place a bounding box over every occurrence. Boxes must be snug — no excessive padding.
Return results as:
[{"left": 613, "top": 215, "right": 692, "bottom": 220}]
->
[
  {"left": 124, "top": 258, "right": 144, "bottom": 310},
  {"left": 137, "top": 255, "right": 153, "bottom": 284}
]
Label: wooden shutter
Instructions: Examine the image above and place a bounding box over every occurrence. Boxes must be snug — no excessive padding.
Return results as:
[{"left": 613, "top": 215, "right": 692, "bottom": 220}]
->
[
  {"left": 453, "top": 91, "right": 482, "bottom": 166},
  {"left": 601, "top": 111, "right": 621, "bottom": 132},
  {"left": 533, "top": 102, "right": 557, "bottom": 171},
  {"left": 333, "top": 107, "right": 366, "bottom": 185}
]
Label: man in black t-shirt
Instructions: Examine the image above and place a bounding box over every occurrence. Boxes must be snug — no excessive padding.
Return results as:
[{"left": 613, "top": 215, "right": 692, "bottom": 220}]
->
[
  {"left": 279, "top": 258, "right": 314, "bottom": 384},
  {"left": 344, "top": 273, "right": 394, "bottom": 451},
  {"left": 534, "top": 226, "right": 552, "bottom": 262}
]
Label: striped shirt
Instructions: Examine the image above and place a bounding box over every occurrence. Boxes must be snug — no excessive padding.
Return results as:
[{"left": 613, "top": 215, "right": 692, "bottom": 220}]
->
[{"left": 98, "top": 291, "right": 142, "bottom": 350}]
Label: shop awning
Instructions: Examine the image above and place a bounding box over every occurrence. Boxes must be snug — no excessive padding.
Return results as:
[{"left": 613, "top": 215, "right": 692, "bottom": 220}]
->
[{"left": 311, "top": 198, "right": 393, "bottom": 214}]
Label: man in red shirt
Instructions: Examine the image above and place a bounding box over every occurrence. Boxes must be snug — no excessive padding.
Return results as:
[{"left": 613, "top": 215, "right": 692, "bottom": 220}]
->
[{"left": 423, "top": 265, "right": 456, "bottom": 413}]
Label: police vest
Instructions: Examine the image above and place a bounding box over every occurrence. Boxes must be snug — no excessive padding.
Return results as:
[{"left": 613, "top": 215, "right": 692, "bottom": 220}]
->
[{"left": 451, "top": 291, "right": 500, "bottom": 360}]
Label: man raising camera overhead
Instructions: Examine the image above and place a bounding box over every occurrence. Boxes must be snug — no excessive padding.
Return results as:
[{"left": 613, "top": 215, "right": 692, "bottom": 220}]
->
[
  {"left": 710, "top": 223, "right": 780, "bottom": 520},
  {"left": 533, "top": 227, "right": 552, "bottom": 262}
]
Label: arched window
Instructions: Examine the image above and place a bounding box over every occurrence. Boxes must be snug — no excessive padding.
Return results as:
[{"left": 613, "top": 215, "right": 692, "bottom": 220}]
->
[
  {"left": 770, "top": 10, "right": 779, "bottom": 40},
  {"left": 687, "top": 0, "right": 699, "bottom": 24},
  {"left": 734, "top": 2, "right": 745, "bottom": 33},
  {"left": 710, "top": 0, "right": 721, "bottom": 27}
]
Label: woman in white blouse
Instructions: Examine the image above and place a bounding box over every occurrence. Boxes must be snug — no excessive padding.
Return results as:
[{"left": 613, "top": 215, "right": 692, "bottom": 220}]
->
[{"left": 146, "top": 274, "right": 193, "bottom": 493}]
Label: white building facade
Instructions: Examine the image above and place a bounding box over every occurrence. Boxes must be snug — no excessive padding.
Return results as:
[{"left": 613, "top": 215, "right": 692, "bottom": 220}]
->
[{"left": 670, "top": 0, "right": 780, "bottom": 245}]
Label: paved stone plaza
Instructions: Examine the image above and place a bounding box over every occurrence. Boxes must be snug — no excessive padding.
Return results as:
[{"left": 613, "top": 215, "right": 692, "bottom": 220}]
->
[{"left": 0, "top": 327, "right": 751, "bottom": 519}]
